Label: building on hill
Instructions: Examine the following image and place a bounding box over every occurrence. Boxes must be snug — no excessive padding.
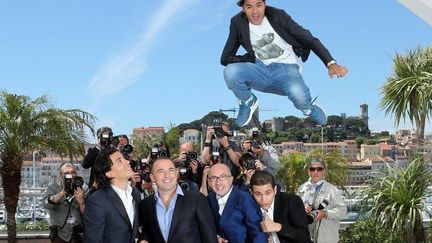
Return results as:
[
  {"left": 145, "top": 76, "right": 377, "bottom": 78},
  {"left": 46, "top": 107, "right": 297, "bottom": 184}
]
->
[
  {"left": 179, "top": 129, "right": 201, "bottom": 145},
  {"left": 132, "top": 126, "right": 164, "bottom": 142}
]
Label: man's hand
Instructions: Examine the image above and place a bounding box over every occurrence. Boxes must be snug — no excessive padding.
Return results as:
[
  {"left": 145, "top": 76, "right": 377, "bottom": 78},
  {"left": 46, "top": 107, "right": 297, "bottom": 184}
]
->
[
  {"left": 328, "top": 63, "right": 348, "bottom": 79},
  {"left": 206, "top": 127, "right": 215, "bottom": 142},
  {"left": 254, "top": 160, "right": 267, "bottom": 171},
  {"left": 178, "top": 152, "right": 187, "bottom": 162},
  {"left": 74, "top": 187, "right": 85, "bottom": 203},
  {"left": 217, "top": 136, "right": 230, "bottom": 148},
  {"left": 261, "top": 219, "right": 282, "bottom": 233},
  {"left": 314, "top": 210, "right": 327, "bottom": 221},
  {"left": 217, "top": 236, "right": 229, "bottom": 243},
  {"left": 244, "top": 169, "right": 255, "bottom": 182},
  {"left": 190, "top": 160, "right": 199, "bottom": 174},
  {"left": 304, "top": 204, "right": 313, "bottom": 214},
  {"left": 130, "top": 173, "right": 141, "bottom": 187}
]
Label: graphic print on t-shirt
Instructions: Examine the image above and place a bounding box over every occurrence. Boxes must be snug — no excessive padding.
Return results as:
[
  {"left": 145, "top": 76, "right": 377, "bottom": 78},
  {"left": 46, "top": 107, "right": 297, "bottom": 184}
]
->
[{"left": 251, "top": 32, "right": 284, "bottom": 60}]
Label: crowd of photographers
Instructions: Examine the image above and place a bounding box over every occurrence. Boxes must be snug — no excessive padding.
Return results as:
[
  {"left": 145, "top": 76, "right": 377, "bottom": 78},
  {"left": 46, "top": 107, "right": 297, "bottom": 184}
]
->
[{"left": 43, "top": 123, "right": 346, "bottom": 243}]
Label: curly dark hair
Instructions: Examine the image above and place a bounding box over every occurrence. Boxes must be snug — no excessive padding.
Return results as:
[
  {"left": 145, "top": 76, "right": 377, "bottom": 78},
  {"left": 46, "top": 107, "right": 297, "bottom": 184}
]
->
[
  {"left": 93, "top": 146, "right": 118, "bottom": 189},
  {"left": 237, "top": 0, "right": 266, "bottom": 7}
]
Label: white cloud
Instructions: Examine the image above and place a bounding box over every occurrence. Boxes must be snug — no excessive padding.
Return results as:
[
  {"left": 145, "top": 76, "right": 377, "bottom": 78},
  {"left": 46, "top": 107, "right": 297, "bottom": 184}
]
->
[{"left": 88, "top": 0, "right": 197, "bottom": 106}]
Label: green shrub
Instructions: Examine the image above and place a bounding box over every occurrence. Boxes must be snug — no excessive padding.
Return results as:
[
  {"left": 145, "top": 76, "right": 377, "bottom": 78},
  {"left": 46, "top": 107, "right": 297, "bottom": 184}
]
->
[{"left": 340, "top": 219, "right": 404, "bottom": 243}]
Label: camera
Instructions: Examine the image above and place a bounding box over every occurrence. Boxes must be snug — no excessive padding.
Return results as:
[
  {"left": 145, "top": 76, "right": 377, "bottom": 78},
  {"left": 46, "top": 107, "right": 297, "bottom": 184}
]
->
[
  {"left": 211, "top": 151, "right": 220, "bottom": 163},
  {"left": 99, "top": 132, "right": 120, "bottom": 148},
  {"left": 184, "top": 151, "right": 197, "bottom": 167},
  {"left": 307, "top": 199, "right": 329, "bottom": 224},
  {"left": 150, "top": 145, "right": 168, "bottom": 159},
  {"left": 120, "top": 144, "right": 133, "bottom": 155},
  {"left": 64, "top": 174, "right": 84, "bottom": 196},
  {"left": 178, "top": 167, "right": 190, "bottom": 190},
  {"left": 140, "top": 171, "right": 152, "bottom": 183},
  {"left": 251, "top": 131, "right": 261, "bottom": 149},
  {"left": 240, "top": 152, "right": 256, "bottom": 170},
  {"left": 213, "top": 126, "right": 233, "bottom": 139}
]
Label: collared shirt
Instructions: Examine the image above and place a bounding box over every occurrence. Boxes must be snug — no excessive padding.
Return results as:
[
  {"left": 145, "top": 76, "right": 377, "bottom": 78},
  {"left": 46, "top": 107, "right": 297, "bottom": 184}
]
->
[
  {"left": 261, "top": 199, "right": 280, "bottom": 243},
  {"left": 216, "top": 186, "right": 233, "bottom": 215},
  {"left": 111, "top": 184, "right": 135, "bottom": 227},
  {"left": 155, "top": 185, "right": 184, "bottom": 242}
]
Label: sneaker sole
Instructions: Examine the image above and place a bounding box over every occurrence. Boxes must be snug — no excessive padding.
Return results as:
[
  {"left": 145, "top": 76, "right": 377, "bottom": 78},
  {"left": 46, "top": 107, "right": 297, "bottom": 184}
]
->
[{"left": 241, "top": 100, "right": 259, "bottom": 127}]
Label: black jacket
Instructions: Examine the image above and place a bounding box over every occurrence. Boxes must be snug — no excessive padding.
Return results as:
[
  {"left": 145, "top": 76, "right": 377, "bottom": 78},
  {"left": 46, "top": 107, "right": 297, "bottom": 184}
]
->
[
  {"left": 274, "top": 192, "right": 312, "bottom": 243},
  {"left": 139, "top": 190, "right": 218, "bottom": 243},
  {"left": 221, "top": 6, "right": 333, "bottom": 67}
]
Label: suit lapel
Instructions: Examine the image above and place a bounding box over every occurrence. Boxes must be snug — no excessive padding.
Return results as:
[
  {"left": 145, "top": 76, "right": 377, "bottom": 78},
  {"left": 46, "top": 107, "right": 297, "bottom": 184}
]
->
[
  {"left": 239, "top": 14, "right": 254, "bottom": 55},
  {"left": 220, "top": 187, "right": 239, "bottom": 221},
  {"left": 167, "top": 193, "right": 184, "bottom": 242},
  {"left": 132, "top": 188, "right": 141, "bottom": 241},
  {"left": 106, "top": 186, "right": 132, "bottom": 230},
  {"left": 273, "top": 193, "right": 281, "bottom": 223},
  {"left": 148, "top": 195, "right": 166, "bottom": 242}
]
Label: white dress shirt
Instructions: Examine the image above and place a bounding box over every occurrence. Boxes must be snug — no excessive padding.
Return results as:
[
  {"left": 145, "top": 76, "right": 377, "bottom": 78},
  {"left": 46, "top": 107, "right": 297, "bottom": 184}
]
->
[
  {"left": 111, "top": 184, "right": 135, "bottom": 226},
  {"left": 217, "top": 186, "right": 233, "bottom": 215}
]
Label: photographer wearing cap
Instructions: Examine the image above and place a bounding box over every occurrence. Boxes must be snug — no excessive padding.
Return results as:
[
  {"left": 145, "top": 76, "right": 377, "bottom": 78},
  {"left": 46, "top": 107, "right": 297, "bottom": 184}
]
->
[
  {"left": 43, "top": 162, "right": 88, "bottom": 243},
  {"left": 241, "top": 133, "right": 280, "bottom": 176},
  {"left": 297, "top": 159, "right": 346, "bottom": 243},
  {"left": 201, "top": 122, "right": 241, "bottom": 178}
]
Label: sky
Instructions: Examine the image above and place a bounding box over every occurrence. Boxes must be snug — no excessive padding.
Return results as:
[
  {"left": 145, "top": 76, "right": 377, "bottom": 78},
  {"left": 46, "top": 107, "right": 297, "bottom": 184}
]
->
[{"left": 1, "top": 0, "right": 432, "bottom": 140}]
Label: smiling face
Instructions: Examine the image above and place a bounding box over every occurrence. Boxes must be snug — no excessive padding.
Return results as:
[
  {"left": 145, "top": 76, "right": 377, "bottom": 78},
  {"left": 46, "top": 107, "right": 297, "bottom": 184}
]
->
[
  {"left": 151, "top": 158, "right": 178, "bottom": 193},
  {"left": 250, "top": 183, "right": 276, "bottom": 210},
  {"left": 207, "top": 164, "right": 233, "bottom": 197},
  {"left": 308, "top": 161, "right": 326, "bottom": 183},
  {"left": 242, "top": 0, "right": 266, "bottom": 25}
]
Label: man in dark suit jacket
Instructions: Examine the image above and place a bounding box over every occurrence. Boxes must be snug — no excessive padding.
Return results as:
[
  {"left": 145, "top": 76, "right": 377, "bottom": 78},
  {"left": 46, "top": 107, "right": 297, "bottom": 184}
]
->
[
  {"left": 221, "top": 0, "right": 348, "bottom": 128},
  {"left": 84, "top": 146, "right": 141, "bottom": 243},
  {"left": 250, "top": 170, "right": 311, "bottom": 243},
  {"left": 139, "top": 158, "right": 217, "bottom": 243},
  {"left": 207, "top": 163, "right": 267, "bottom": 243}
]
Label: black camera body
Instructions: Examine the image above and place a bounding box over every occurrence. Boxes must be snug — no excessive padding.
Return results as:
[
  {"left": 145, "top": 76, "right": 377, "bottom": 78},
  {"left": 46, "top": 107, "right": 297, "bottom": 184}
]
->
[
  {"left": 307, "top": 199, "right": 329, "bottom": 224},
  {"left": 240, "top": 152, "right": 256, "bottom": 170},
  {"left": 184, "top": 151, "right": 198, "bottom": 167},
  {"left": 213, "top": 126, "right": 233, "bottom": 139},
  {"left": 140, "top": 171, "right": 151, "bottom": 183},
  {"left": 150, "top": 145, "right": 168, "bottom": 159},
  {"left": 64, "top": 174, "right": 84, "bottom": 196},
  {"left": 99, "top": 132, "right": 119, "bottom": 148}
]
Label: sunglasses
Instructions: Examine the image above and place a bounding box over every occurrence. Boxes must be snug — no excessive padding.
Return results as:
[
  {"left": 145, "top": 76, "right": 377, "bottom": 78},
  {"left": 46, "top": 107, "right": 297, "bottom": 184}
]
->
[{"left": 309, "top": 167, "right": 324, "bottom": 172}]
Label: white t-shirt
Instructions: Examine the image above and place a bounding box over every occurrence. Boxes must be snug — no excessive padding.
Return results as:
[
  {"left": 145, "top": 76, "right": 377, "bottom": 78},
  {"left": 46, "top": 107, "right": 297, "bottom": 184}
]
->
[{"left": 249, "top": 17, "right": 302, "bottom": 69}]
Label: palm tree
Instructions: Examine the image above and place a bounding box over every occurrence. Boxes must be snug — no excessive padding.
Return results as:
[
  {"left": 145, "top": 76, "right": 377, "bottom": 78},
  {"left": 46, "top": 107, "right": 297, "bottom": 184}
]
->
[
  {"left": 276, "top": 149, "right": 348, "bottom": 193},
  {"left": 380, "top": 46, "right": 432, "bottom": 145},
  {"left": 360, "top": 158, "right": 431, "bottom": 243},
  {"left": 0, "top": 91, "right": 95, "bottom": 243}
]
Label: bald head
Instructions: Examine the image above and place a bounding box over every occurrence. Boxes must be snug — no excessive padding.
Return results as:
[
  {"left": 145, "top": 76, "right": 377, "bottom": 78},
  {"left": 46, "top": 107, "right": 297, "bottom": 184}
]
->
[{"left": 209, "top": 163, "right": 231, "bottom": 177}]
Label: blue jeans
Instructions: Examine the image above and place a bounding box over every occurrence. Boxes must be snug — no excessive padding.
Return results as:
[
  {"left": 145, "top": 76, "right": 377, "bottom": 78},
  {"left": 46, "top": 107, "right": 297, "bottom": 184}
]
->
[{"left": 223, "top": 60, "right": 312, "bottom": 112}]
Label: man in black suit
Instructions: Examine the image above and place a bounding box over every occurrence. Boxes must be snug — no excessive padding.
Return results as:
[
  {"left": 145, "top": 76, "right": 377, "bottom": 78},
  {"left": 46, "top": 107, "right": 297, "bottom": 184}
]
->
[
  {"left": 250, "top": 170, "right": 311, "bottom": 243},
  {"left": 139, "top": 158, "right": 217, "bottom": 243},
  {"left": 84, "top": 146, "right": 141, "bottom": 243},
  {"left": 221, "top": 0, "right": 348, "bottom": 127}
]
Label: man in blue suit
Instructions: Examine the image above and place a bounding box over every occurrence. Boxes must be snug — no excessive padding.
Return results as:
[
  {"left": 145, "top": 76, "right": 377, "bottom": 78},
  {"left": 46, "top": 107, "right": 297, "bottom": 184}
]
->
[
  {"left": 84, "top": 146, "right": 141, "bottom": 243},
  {"left": 207, "top": 163, "right": 267, "bottom": 243}
]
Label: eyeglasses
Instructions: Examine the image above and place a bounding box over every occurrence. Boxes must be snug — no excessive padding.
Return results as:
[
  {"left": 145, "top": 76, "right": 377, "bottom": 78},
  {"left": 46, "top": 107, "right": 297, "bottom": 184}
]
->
[
  {"left": 309, "top": 167, "right": 324, "bottom": 172},
  {"left": 208, "top": 174, "right": 231, "bottom": 182}
]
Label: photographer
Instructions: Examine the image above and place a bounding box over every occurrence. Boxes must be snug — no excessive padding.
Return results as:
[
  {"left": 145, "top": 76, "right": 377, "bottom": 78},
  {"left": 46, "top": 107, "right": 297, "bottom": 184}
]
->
[
  {"left": 241, "top": 134, "right": 280, "bottom": 176},
  {"left": 177, "top": 142, "right": 202, "bottom": 187},
  {"left": 148, "top": 141, "right": 170, "bottom": 164},
  {"left": 81, "top": 126, "right": 112, "bottom": 189},
  {"left": 201, "top": 121, "right": 241, "bottom": 178},
  {"left": 43, "top": 162, "right": 88, "bottom": 243},
  {"left": 297, "top": 159, "right": 346, "bottom": 243},
  {"left": 173, "top": 159, "right": 199, "bottom": 192},
  {"left": 235, "top": 152, "right": 267, "bottom": 192},
  {"left": 130, "top": 159, "right": 154, "bottom": 199}
]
